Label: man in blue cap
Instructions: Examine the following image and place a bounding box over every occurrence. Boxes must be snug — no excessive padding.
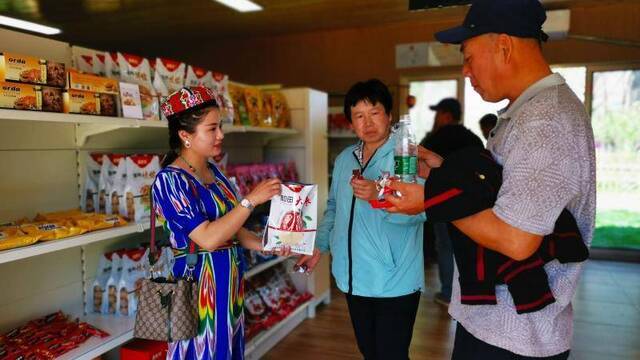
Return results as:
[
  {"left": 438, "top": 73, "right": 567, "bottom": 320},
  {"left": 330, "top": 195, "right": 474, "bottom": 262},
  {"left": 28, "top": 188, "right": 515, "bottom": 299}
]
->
[{"left": 382, "top": 0, "right": 596, "bottom": 358}]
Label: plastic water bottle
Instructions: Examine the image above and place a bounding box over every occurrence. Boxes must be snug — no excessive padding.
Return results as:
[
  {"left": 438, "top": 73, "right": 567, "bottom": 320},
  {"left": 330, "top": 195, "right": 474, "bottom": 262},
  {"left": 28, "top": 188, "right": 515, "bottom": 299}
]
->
[{"left": 394, "top": 114, "right": 417, "bottom": 183}]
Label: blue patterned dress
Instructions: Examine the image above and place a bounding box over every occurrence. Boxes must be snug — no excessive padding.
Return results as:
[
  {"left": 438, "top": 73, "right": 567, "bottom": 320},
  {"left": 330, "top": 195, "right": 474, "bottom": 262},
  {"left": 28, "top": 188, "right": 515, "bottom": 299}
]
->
[{"left": 152, "top": 163, "right": 245, "bottom": 360}]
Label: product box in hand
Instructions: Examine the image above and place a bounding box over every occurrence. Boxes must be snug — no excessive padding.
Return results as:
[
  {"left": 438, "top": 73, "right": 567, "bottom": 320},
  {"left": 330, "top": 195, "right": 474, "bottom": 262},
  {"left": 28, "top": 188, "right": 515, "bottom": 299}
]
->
[
  {"left": 0, "top": 52, "right": 66, "bottom": 87},
  {"left": 0, "top": 81, "right": 42, "bottom": 110},
  {"left": 263, "top": 183, "right": 317, "bottom": 255}
]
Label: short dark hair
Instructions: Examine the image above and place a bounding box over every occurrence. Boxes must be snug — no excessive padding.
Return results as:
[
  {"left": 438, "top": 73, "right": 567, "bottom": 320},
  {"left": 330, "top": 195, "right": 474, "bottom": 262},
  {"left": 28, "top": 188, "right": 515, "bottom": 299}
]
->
[
  {"left": 343, "top": 79, "right": 393, "bottom": 123},
  {"left": 479, "top": 113, "right": 498, "bottom": 128}
]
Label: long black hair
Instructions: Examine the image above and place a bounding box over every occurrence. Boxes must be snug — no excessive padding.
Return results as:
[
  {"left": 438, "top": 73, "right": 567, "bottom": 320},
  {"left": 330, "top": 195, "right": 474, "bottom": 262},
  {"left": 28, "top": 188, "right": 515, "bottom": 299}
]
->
[{"left": 161, "top": 104, "right": 219, "bottom": 168}]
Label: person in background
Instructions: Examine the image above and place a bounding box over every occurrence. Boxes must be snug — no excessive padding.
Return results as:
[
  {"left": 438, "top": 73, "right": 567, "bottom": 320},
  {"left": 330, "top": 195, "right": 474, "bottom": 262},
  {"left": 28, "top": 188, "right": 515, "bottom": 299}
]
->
[
  {"left": 152, "top": 86, "right": 294, "bottom": 360},
  {"left": 298, "top": 79, "right": 426, "bottom": 360},
  {"left": 383, "top": 0, "right": 595, "bottom": 358},
  {"left": 479, "top": 113, "right": 498, "bottom": 140},
  {"left": 421, "top": 97, "right": 484, "bottom": 307}
]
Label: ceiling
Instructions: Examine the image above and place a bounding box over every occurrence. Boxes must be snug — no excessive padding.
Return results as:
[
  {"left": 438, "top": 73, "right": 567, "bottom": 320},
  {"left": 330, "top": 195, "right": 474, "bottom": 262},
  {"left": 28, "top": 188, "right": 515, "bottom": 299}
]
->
[{"left": 0, "top": 0, "right": 633, "bottom": 52}]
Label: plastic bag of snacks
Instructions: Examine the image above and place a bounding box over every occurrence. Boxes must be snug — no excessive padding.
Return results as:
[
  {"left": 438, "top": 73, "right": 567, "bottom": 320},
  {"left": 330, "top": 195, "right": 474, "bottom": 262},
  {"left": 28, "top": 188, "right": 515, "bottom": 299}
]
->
[
  {"left": 244, "top": 283, "right": 270, "bottom": 340},
  {"left": 228, "top": 83, "right": 250, "bottom": 126},
  {"left": 152, "top": 57, "right": 186, "bottom": 97},
  {"left": 81, "top": 153, "right": 104, "bottom": 213},
  {"left": 86, "top": 252, "right": 113, "bottom": 314},
  {"left": 117, "top": 248, "right": 150, "bottom": 316},
  {"left": 264, "top": 91, "right": 291, "bottom": 128},
  {"left": 118, "top": 53, "right": 159, "bottom": 121},
  {"left": 243, "top": 87, "right": 263, "bottom": 127},
  {"left": 0, "top": 224, "right": 40, "bottom": 251},
  {"left": 211, "top": 72, "right": 234, "bottom": 125},
  {"left": 108, "top": 155, "right": 128, "bottom": 216},
  {"left": 122, "top": 154, "right": 160, "bottom": 222},
  {"left": 98, "top": 154, "right": 126, "bottom": 214},
  {"left": 105, "top": 52, "right": 120, "bottom": 79},
  {"left": 185, "top": 65, "right": 213, "bottom": 88},
  {"left": 104, "top": 251, "right": 125, "bottom": 314},
  {"left": 263, "top": 183, "right": 317, "bottom": 255},
  {"left": 20, "top": 221, "right": 86, "bottom": 241}
]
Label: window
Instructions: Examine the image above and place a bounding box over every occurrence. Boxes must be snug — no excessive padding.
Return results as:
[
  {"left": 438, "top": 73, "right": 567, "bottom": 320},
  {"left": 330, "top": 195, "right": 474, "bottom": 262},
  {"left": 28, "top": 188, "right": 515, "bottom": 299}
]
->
[
  {"left": 408, "top": 79, "right": 457, "bottom": 143},
  {"left": 552, "top": 66, "right": 586, "bottom": 103},
  {"left": 463, "top": 78, "right": 508, "bottom": 141},
  {"left": 591, "top": 69, "right": 640, "bottom": 250}
]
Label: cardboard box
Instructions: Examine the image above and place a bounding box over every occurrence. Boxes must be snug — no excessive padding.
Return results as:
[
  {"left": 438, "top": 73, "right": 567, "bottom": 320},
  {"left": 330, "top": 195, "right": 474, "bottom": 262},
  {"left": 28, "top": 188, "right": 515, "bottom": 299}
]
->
[
  {"left": 64, "top": 89, "right": 100, "bottom": 115},
  {"left": 42, "top": 86, "right": 63, "bottom": 112},
  {"left": 120, "top": 339, "right": 167, "bottom": 360},
  {"left": 67, "top": 69, "right": 119, "bottom": 95},
  {"left": 0, "top": 81, "right": 42, "bottom": 110},
  {"left": 0, "top": 52, "right": 65, "bottom": 87}
]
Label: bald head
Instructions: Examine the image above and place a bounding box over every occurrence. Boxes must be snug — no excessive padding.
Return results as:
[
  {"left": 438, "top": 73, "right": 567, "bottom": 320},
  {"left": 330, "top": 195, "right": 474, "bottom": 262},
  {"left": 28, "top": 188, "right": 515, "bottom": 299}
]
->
[{"left": 462, "top": 33, "right": 552, "bottom": 103}]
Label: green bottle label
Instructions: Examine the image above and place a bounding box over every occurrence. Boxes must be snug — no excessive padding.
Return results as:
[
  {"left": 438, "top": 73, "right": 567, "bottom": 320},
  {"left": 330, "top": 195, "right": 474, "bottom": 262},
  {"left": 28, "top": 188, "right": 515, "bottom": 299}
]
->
[{"left": 394, "top": 155, "right": 417, "bottom": 175}]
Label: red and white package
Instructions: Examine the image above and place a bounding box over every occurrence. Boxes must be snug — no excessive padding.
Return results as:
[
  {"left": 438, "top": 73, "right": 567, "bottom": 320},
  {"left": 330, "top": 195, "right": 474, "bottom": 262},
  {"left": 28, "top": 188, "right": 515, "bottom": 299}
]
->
[
  {"left": 81, "top": 153, "right": 104, "bottom": 213},
  {"left": 94, "top": 52, "right": 107, "bottom": 76},
  {"left": 118, "top": 53, "right": 159, "bottom": 120},
  {"left": 263, "top": 183, "right": 317, "bottom": 255},
  {"left": 185, "top": 65, "right": 214, "bottom": 89},
  {"left": 121, "top": 154, "right": 160, "bottom": 222},
  {"left": 105, "top": 52, "right": 120, "bottom": 79},
  {"left": 211, "top": 72, "right": 234, "bottom": 125},
  {"left": 152, "top": 57, "right": 186, "bottom": 97}
]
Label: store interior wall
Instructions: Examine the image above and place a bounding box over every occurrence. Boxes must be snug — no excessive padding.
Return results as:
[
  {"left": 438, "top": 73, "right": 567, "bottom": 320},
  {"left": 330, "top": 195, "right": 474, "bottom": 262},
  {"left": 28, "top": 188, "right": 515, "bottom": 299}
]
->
[{"left": 137, "top": 1, "right": 640, "bottom": 96}]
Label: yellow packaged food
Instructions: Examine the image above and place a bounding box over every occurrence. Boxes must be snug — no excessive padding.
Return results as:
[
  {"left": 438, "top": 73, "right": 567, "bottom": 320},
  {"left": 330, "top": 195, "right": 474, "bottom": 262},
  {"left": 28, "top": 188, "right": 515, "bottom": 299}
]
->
[
  {"left": 0, "top": 81, "right": 42, "bottom": 110},
  {"left": 20, "top": 222, "right": 86, "bottom": 241},
  {"left": 72, "top": 213, "right": 128, "bottom": 232},
  {"left": 0, "top": 52, "right": 46, "bottom": 84},
  {"left": 34, "top": 209, "right": 84, "bottom": 221},
  {"left": 63, "top": 89, "right": 100, "bottom": 115},
  {"left": 0, "top": 225, "right": 41, "bottom": 251},
  {"left": 243, "top": 87, "right": 263, "bottom": 127},
  {"left": 67, "top": 69, "right": 119, "bottom": 95},
  {"left": 228, "top": 83, "right": 249, "bottom": 126},
  {"left": 264, "top": 91, "right": 291, "bottom": 128}
]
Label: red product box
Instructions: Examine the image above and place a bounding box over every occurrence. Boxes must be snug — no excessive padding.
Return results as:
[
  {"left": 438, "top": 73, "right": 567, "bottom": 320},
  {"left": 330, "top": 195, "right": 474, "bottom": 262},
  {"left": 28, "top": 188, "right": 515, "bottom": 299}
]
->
[{"left": 120, "top": 339, "right": 167, "bottom": 360}]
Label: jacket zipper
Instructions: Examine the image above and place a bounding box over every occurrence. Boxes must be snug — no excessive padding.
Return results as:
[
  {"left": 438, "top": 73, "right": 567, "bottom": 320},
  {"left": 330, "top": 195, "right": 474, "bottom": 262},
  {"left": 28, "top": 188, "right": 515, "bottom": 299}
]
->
[{"left": 347, "top": 148, "right": 379, "bottom": 294}]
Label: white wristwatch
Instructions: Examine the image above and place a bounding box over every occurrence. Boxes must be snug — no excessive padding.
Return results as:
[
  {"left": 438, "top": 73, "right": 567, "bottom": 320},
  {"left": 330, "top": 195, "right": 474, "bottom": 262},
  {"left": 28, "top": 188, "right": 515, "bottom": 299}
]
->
[{"left": 240, "top": 198, "right": 255, "bottom": 211}]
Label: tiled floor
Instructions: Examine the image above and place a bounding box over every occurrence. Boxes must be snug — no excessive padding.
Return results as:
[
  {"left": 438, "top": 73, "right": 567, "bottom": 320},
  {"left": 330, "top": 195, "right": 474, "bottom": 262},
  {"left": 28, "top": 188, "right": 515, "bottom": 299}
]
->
[{"left": 264, "top": 260, "right": 640, "bottom": 360}]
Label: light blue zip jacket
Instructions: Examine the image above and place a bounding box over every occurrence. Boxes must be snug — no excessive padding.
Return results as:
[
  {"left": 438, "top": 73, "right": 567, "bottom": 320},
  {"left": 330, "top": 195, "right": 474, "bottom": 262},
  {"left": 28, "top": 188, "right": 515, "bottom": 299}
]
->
[{"left": 316, "top": 133, "right": 426, "bottom": 297}]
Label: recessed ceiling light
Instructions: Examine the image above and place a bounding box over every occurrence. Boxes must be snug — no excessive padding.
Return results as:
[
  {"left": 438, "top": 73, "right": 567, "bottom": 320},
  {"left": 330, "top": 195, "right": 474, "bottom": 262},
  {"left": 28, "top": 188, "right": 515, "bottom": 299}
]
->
[
  {"left": 0, "top": 15, "right": 61, "bottom": 35},
  {"left": 213, "top": 0, "right": 263, "bottom": 12}
]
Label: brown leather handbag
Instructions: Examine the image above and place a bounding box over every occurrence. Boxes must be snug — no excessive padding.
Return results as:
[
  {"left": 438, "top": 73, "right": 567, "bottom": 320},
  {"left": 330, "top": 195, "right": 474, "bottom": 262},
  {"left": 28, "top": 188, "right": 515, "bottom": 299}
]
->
[{"left": 134, "top": 185, "right": 199, "bottom": 342}]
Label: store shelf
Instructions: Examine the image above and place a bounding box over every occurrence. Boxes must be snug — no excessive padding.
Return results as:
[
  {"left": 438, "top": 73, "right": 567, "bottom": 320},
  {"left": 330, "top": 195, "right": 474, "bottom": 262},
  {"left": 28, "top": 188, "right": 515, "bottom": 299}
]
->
[
  {"left": 245, "top": 301, "right": 310, "bottom": 359},
  {"left": 57, "top": 314, "right": 135, "bottom": 360},
  {"left": 244, "top": 256, "right": 289, "bottom": 279},
  {"left": 0, "top": 222, "right": 152, "bottom": 265},
  {"left": 327, "top": 131, "right": 357, "bottom": 139}
]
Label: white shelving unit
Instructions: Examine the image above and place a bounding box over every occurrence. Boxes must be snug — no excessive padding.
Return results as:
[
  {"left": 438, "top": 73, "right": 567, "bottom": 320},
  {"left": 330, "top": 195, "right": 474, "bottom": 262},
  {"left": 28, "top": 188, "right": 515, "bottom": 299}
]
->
[
  {"left": 0, "top": 27, "right": 330, "bottom": 360},
  {"left": 244, "top": 256, "right": 290, "bottom": 279}
]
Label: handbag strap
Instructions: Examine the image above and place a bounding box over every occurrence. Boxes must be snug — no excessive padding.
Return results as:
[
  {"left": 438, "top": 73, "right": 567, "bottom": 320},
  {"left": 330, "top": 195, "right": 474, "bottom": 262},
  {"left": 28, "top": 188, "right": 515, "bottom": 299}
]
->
[{"left": 149, "top": 175, "right": 198, "bottom": 271}]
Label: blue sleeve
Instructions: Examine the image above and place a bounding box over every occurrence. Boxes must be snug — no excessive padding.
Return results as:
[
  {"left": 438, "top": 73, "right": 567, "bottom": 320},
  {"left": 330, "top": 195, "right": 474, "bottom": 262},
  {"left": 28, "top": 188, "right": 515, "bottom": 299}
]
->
[
  {"left": 152, "top": 170, "right": 207, "bottom": 236},
  {"left": 315, "top": 159, "right": 340, "bottom": 253}
]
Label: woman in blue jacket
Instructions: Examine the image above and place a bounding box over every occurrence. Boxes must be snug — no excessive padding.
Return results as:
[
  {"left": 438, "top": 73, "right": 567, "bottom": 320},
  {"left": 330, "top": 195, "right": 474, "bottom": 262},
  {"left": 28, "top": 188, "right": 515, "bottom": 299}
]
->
[{"left": 300, "top": 79, "right": 425, "bottom": 359}]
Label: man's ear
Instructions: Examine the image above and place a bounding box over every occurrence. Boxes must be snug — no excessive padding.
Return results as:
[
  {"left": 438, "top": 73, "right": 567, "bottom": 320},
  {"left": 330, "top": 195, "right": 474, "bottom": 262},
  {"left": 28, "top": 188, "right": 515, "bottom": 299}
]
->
[{"left": 497, "top": 34, "right": 514, "bottom": 64}]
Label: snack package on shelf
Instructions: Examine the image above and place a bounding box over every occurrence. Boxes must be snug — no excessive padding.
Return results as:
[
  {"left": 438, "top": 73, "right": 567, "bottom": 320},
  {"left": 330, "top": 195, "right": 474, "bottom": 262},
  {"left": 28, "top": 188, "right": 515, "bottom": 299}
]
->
[
  {"left": 228, "top": 83, "right": 250, "bottom": 126},
  {"left": 263, "top": 183, "right": 317, "bottom": 255},
  {"left": 0, "top": 311, "right": 109, "bottom": 359},
  {"left": 108, "top": 155, "right": 128, "bottom": 216},
  {"left": 20, "top": 221, "right": 86, "bottom": 241},
  {"left": 150, "top": 246, "right": 175, "bottom": 280},
  {"left": 243, "top": 86, "right": 263, "bottom": 127},
  {"left": 81, "top": 153, "right": 104, "bottom": 213},
  {"left": 0, "top": 81, "right": 42, "bottom": 111},
  {"left": 244, "top": 282, "right": 272, "bottom": 340},
  {"left": 104, "top": 250, "right": 125, "bottom": 314},
  {"left": 117, "top": 248, "right": 150, "bottom": 316},
  {"left": 152, "top": 57, "right": 186, "bottom": 97},
  {"left": 0, "top": 223, "right": 41, "bottom": 251},
  {"left": 71, "top": 46, "right": 98, "bottom": 74},
  {"left": 185, "top": 65, "right": 213, "bottom": 89},
  {"left": 211, "top": 72, "right": 234, "bottom": 125},
  {"left": 264, "top": 91, "right": 291, "bottom": 128},
  {"left": 87, "top": 251, "right": 113, "bottom": 314},
  {"left": 105, "top": 52, "right": 120, "bottom": 79},
  {"left": 63, "top": 89, "right": 101, "bottom": 115},
  {"left": 122, "top": 154, "right": 160, "bottom": 222},
  {"left": 98, "top": 154, "right": 127, "bottom": 214},
  {"left": 118, "top": 53, "right": 159, "bottom": 121},
  {"left": 93, "top": 52, "right": 107, "bottom": 76},
  {"left": 67, "top": 69, "right": 119, "bottom": 95},
  {"left": 0, "top": 51, "right": 65, "bottom": 87}
]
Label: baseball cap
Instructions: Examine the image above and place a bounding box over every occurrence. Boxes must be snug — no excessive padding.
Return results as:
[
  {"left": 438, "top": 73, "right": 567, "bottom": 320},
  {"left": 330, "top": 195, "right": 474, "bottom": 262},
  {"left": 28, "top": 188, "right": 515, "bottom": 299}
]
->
[
  {"left": 434, "top": 0, "right": 549, "bottom": 44},
  {"left": 430, "top": 98, "right": 461, "bottom": 120}
]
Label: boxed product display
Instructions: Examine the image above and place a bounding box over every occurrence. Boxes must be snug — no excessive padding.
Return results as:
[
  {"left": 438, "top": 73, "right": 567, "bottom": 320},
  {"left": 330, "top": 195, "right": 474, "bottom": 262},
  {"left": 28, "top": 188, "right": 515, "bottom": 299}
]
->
[
  {"left": 0, "top": 81, "right": 42, "bottom": 110},
  {"left": 42, "top": 86, "right": 63, "bottom": 112},
  {"left": 67, "top": 69, "right": 119, "bottom": 95},
  {"left": 122, "top": 154, "right": 160, "bottom": 222},
  {"left": 63, "top": 89, "right": 101, "bottom": 115},
  {"left": 0, "top": 52, "right": 65, "bottom": 87},
  {"left": 119, "top": 82, "right": 144, "bottom": 119},
  {"left": 263, "top": 183, "right": 318, "bottom": 255}
]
